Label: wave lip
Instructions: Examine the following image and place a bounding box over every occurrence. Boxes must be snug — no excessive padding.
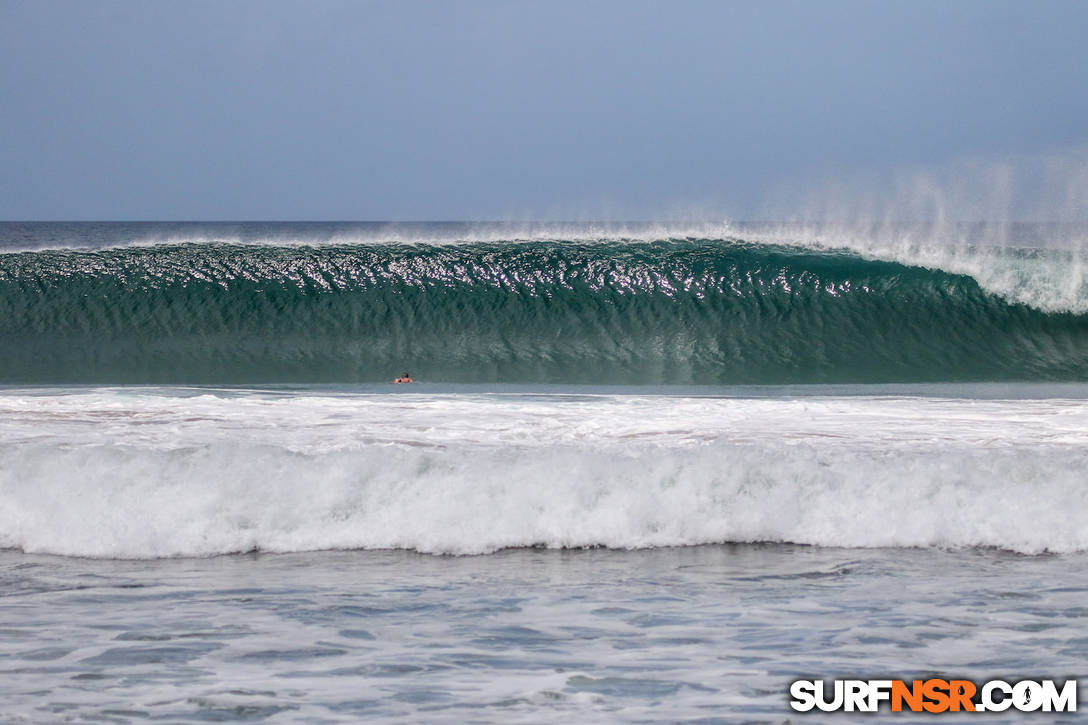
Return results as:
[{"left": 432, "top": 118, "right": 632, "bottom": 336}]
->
[{"left": 1, "top": 239, "right": 1087, "bottom": 384}]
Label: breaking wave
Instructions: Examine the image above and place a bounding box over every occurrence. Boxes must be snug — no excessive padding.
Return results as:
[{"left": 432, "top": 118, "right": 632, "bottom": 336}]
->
[
  {"left": 1, "top": 389, "right": 1086, "bottom": 558},
  {"left": 1, "top": 238, "right": 1087, "bottom": 383}
]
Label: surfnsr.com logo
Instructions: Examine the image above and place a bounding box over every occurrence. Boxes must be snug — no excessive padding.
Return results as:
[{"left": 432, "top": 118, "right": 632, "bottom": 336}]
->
[{"left": 789, "top": 678, "right": 1077, "bottom": 713}]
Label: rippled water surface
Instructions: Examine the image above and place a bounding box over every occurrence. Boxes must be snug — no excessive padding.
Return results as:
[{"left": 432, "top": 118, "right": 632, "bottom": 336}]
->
[{"left": 2, "top": 546, "right": 1087, "bottom": 723}]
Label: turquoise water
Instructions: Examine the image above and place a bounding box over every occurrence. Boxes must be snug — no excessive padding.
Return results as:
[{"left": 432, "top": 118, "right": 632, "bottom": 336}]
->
[{"left": 1, "top": 223, "right": 1086, "bottom": 384}]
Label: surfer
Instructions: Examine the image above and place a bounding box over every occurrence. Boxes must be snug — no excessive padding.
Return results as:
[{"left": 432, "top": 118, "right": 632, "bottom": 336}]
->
[{"left": 393, "top": 372, "right": 413, "bottom": 384}]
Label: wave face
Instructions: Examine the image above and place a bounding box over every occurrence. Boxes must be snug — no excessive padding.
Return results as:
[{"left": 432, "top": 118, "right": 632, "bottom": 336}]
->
[
  {"left": 2, "top": 238, "right": 1088, "bottom": 383},
  {"left": 3, "top": 389, "right": 1087, "bottom": 558}
]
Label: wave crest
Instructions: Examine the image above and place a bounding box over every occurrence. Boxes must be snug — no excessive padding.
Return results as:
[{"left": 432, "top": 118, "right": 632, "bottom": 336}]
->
[{"left": 1, "top": 240, "right": 1086, "bottom": 383}]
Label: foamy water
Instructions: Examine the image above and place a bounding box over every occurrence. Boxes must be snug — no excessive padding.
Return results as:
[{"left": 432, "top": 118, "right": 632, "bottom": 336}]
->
[
  {"left": 2, "top": 545, "right": 1086, "bottom": 723},
  {"left": 2, "top": 385, "right": 1087, "bottom": 558}
]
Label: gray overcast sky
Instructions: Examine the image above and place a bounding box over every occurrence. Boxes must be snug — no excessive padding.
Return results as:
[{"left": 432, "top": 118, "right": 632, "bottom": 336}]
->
[{"left": 1, "top": 0, "right": 1087, "bottom": 220}]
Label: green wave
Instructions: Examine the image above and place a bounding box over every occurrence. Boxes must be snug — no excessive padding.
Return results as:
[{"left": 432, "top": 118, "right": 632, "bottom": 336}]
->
[{"left": 0, "top": 240, "right": 1086, "bottom": 383}]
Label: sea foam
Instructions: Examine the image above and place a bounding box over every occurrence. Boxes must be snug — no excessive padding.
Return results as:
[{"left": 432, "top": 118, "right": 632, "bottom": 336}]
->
[{"left": 1, "top": 389, "right": 1086, "bottom": 558}]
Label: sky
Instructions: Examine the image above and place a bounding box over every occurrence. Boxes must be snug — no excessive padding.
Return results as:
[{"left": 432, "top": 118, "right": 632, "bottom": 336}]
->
[{"left": 1, "top": 0, "right": 1087, "bottom": 221}]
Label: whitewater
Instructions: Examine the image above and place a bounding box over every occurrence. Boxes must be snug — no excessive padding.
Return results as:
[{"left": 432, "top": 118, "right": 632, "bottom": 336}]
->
[{"left": 2, "top": 386, "right": 1088, "bottom": 558}]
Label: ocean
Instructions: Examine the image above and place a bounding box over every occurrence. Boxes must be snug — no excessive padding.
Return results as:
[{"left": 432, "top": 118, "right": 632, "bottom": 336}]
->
[{"left": 1, "top": 222, "right": 1086, "bottom": 722}]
